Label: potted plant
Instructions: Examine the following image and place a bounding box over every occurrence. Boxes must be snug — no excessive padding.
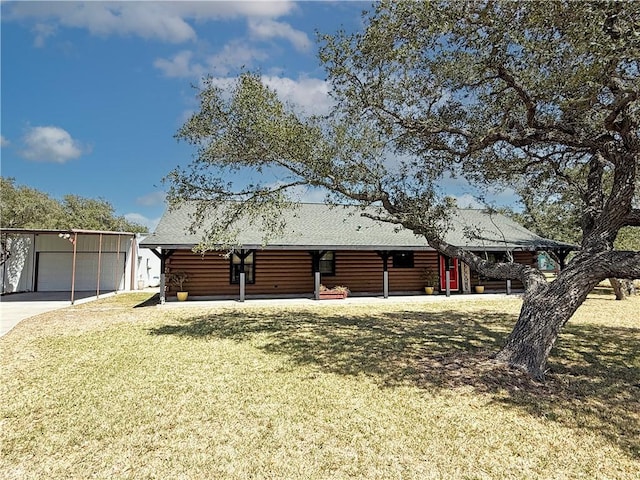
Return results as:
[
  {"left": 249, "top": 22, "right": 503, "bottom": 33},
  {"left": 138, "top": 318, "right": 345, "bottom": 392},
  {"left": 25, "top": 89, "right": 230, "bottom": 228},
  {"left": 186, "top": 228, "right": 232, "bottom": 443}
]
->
[
  {"left": 167, "top": 271, "right": 189, "bottom": 301},
  {"left": 421, "top": 268, "right": 439, "bottom": 295},
  {"left": 474, "top": 273, "right": 485, "bottom": 294},
  {"left": 319, "top": 284, "right": 350, "bottom": 299}
]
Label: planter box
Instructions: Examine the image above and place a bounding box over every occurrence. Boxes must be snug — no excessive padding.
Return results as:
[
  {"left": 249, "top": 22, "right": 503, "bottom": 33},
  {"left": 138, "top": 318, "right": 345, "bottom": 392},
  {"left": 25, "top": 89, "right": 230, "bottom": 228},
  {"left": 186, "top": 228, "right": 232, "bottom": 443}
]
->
[{"left": 319, "top": 291, "right": 348, "bottom": 300}]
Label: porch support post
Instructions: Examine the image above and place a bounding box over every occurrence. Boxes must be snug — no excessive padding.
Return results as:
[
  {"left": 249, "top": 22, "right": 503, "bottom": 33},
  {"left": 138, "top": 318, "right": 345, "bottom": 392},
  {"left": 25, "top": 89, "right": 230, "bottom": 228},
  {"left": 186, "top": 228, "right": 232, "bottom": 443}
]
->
[
  {"left": 506, "top": 279, "right": 512, "bottom": 295},
  {"left": 310, "top": 251, "right": 325, "bottom": 300},
  {"left": 376, "top": 251, "right": 391, "bottom": 299},
  {"left": 239, "top": 249, "right": 246, "bottom": 302},
  {"left": 239, "top": 272, "right": 246, "bottom": 302},
  {"left": 234, "top": 249, "right": 255, "bottom": 302},
  {"left": 151, "top": 248, "right": 175, "bottom": 304},
  {"left": 313, "top": 271, "right": 319, "bottom": 300},
  {"left": 159, "top": 254, "right": 166, "bottom": 305},
  {"left": 556, "top": 248, "right": 571, "bottom": 271},
  {"left": 383, "top": 271, "right": 389, "bottom": 299},
  {"left": 445, "top": 270, "right": 451, "bottom": 297}
]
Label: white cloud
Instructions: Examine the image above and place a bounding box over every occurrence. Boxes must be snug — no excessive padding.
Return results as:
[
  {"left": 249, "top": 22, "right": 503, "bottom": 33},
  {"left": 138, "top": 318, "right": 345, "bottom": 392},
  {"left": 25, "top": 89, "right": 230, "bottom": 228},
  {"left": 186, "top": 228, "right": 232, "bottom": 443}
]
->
[
  {"left": 4, "top": 1, "right": 298, "bottom": 45},
  {"left": 32, "top": 23, "right": 57, "bottom": 47},
  {"left": 289, "top": 185, "right": 330, "bottom": 203},
  {"left": 136, "top": 191, "right": 167, "bottom": 207},
  {"left": 248, "top": 18, "right": 311, "bottom": 51},
  {"left": 124, "top": 212, "right": 161, "bottom": 232},
  {"left": 20, "top": 126, "right": 87, "bottom": 163},
  {"left": 228, "top": 1, "right": 298, "bottom": 18},
  {"left": 154, "top": 42, "right": 269, "bottom": 78},
  {"left": 0, "top": 135, "right": 9, "bottom": 147},
  {"left": 260, "top": 76, "right": 333, "bottom": 116},
  {"left": 205, "top": 41, "right": 269, "bottom": 76},
  {"left": 154, "top": 50, "right": 203, "bottom": 78},
  {"left": 196, "top": 75, "right": 333, "bottom": 117},
  {"left": 451, "top": 193, "right": 485, "bottom": 209},
  {"left": 439, "top": 174, "right": 520, "bottom": 209}
]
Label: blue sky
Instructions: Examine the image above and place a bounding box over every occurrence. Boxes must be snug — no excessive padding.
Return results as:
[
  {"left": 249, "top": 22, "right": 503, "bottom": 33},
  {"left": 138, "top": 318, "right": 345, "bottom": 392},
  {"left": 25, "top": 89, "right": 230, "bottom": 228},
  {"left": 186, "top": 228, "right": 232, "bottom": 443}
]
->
[{"left": 2, "top": 1, "right": 508, "bottom": 232}]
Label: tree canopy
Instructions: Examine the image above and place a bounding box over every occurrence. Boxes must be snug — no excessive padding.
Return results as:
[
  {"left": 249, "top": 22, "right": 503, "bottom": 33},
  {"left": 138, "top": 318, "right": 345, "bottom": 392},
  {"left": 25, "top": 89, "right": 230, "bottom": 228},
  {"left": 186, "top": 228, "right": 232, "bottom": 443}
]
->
[
  {"left": 169, "top": 0, "right": 639, "bottom": 380},
  {"left": 0, "top": 177, "right": 147, "bottom": 233}
]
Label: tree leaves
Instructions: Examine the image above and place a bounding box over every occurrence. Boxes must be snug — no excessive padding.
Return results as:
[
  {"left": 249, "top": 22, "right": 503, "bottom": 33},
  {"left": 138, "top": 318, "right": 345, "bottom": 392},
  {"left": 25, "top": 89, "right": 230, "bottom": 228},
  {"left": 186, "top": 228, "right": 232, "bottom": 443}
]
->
[{"left": 0, "top": 177, "right": 146, "bottom": 232}]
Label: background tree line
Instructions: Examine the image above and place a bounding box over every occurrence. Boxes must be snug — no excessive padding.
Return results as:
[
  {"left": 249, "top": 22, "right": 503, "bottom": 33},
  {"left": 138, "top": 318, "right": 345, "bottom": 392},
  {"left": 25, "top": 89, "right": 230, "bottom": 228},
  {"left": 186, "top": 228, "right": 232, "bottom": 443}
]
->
[
  {"left": 506, "top": 174, "right": 639, "bottom": 252},
  {"left": 0, "top": 177, "right": 147, "bottom": 233}
]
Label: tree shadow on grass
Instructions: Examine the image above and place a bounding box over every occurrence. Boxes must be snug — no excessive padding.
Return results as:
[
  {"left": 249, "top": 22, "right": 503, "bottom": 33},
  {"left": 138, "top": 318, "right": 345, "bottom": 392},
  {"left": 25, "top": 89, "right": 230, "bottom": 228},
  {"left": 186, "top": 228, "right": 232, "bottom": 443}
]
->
[
  {"left": 133, "top": 293, "right": 160, "bottom": 308},
  {"left": 148, "top": 306, "right": 639, "bottom": 458}
]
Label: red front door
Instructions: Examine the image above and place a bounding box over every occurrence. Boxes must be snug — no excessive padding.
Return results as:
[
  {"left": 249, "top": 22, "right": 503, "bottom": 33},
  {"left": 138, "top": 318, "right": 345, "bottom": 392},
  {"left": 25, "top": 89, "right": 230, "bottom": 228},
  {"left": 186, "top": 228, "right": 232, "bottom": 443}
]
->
[{"left": 439, "top": 256, "right": 459, "bottom": 291}]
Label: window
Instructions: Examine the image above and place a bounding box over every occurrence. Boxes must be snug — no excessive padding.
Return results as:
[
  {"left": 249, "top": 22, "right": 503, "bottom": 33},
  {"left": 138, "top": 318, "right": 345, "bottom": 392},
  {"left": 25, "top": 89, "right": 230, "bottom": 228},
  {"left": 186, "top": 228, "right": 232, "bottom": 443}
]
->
[
  {"left": 319, "top": 251, "right": 335, "bottom": 276},
  {"left": 392, "top": 251, "right": 414, "bottom": 268},
  {"left": 230, "top": 251, "right": 255, "bottom": 284},
  {"left": 484, "top": 252, "right": 505, "bottom": 263}
]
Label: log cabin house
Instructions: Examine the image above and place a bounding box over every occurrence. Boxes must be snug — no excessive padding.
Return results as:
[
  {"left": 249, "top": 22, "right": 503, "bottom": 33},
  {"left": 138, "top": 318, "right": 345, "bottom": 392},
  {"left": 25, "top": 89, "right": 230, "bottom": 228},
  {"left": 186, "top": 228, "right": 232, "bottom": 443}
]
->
[{"left": 140, "top": 202, "right": 575, "bottom": 302}]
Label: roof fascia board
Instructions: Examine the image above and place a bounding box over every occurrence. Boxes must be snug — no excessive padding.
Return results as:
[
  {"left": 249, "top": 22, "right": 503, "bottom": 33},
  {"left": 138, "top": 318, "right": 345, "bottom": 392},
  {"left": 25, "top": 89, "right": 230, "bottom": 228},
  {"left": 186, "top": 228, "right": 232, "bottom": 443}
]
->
[{"left": 139, "top": 243, "right": 555, "bottom": 252}]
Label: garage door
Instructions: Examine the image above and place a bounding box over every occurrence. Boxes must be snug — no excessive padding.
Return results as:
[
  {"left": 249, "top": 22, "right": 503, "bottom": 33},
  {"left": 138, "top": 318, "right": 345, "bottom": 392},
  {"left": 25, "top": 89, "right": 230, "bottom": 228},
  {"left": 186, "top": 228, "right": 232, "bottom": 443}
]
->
[{"left": 37, "top": 252, "right": 125, "bottom": 291}]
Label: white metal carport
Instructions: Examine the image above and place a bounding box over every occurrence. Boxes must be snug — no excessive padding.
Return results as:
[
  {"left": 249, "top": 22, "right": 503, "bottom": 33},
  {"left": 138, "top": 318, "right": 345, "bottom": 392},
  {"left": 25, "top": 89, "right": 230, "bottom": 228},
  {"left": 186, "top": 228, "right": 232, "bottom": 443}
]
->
[{"left": 1, "top": 228, "right": 138, "bottom": 304}]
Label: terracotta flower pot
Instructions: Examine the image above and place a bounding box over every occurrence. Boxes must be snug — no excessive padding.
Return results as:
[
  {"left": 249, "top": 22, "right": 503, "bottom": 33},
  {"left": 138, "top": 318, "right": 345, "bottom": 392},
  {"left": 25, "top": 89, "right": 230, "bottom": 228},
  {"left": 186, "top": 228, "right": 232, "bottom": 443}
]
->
[
  {"left": 424, "top": 286, "right": 435, "bottom": 295},
  {"left": 474, "top": 286, "right": 485, "bottom": 294}
]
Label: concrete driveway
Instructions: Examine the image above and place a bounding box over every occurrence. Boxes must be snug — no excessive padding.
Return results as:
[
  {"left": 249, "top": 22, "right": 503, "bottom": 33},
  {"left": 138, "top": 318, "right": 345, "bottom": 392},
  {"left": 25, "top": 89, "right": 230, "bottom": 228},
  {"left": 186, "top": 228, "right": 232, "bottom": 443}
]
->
[{"left": 0, "top": 291, "right": 108, "bottom": 337}]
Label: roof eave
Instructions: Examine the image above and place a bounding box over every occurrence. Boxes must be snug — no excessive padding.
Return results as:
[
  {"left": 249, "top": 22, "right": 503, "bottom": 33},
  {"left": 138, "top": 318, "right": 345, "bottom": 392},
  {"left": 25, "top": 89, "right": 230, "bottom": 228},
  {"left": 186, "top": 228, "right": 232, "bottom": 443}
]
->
[{"left": 139, "top": 242, "right": 572, "bottom": 252}]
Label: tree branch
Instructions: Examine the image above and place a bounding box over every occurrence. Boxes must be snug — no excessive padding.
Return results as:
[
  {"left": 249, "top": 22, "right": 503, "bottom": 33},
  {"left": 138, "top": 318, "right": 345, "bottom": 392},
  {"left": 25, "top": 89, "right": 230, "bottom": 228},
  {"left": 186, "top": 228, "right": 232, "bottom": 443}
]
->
[
  {"left": 361, "top": 209, "right": 549, "bottom": 292},
  {"left": 587, "top": 250, "right": 640, "bottom": 279},
  {"left": 623, "top": 209, "right": 640, "bottom": 227},
  {"left": 494, "top": 64, "right": 538, "bottom": 128},
  {"left": 581, "top": 153, "right": 605, "bottom": 236}
]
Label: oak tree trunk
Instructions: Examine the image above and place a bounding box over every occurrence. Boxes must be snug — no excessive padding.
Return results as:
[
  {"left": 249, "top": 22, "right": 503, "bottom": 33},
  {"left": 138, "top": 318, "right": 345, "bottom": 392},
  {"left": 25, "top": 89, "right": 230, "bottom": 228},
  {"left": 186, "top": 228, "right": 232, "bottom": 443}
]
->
[
  {"left": 609, "top": 278, "right": 635, "bottom": 300},
  {"left": 494, "top": 273, "right": 598, "bottom": 381}
]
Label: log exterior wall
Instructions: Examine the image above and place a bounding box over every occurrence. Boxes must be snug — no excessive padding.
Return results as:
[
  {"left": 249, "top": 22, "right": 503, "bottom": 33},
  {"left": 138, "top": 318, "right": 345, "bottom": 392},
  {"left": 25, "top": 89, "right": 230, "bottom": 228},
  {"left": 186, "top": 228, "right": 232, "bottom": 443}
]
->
[
  {"left": 165, "top": 248, "right": 536, "bottom": 297},
  {"left": 165, "top": 249, "right": 439, "bottom": 297}
]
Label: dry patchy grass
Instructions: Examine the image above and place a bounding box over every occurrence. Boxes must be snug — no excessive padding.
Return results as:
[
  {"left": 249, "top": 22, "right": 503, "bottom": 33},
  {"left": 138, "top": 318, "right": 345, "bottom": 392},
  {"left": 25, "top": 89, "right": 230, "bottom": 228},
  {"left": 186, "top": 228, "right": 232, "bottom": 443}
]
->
[{"left": 1, "top": 293, "right": 638, "bottom": 479}]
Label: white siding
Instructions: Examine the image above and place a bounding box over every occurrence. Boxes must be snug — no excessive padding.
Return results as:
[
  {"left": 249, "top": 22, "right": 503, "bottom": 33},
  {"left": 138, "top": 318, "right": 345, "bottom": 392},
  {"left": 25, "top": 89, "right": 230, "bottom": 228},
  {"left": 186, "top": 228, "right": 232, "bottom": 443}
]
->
[{"left": 1, "top": 234, "right": 36, "bottom": 293}]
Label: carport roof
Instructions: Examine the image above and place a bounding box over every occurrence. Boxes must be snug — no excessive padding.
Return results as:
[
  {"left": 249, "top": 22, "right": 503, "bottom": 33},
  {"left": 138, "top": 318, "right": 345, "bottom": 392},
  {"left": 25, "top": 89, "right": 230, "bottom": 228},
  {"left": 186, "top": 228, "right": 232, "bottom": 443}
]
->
[
  {"left": 1, "top": 228, "right": 136, "bottom": 236},
  {"left": 141, "top": 202, "right": 577, "bottom": 252}
]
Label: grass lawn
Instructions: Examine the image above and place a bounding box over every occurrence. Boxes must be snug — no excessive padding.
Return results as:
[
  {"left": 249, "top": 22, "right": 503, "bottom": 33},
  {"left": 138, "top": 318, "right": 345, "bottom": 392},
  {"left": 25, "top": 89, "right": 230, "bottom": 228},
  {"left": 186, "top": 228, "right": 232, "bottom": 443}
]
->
[{"left": 1, "top": 293, "right": 638, "bottom": 479}]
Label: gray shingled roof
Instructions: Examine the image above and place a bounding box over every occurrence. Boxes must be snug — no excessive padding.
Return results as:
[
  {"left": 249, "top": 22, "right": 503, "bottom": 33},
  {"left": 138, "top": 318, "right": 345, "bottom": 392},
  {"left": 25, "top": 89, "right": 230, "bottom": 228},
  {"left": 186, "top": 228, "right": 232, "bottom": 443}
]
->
[{"left": 140, "top": 202, "right": 575, "bottom": 251}]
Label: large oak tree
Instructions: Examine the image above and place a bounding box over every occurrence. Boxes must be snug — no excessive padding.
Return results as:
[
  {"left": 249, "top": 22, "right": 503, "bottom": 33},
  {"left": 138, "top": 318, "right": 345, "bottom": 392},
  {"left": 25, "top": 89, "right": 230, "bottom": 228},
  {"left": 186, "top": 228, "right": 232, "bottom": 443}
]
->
[{"left": 168, "top": 0, "right": 640, "bottom": 381}]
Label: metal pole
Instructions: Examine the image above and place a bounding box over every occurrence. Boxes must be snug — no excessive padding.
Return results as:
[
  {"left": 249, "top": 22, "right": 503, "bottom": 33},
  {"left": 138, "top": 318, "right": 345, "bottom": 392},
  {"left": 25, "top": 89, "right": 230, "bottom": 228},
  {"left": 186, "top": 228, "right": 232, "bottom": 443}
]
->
[
  {"left": 506, "top": 279, "right": 512, "bottom": 295},
  {"left": 115, "top": 235, "right": 121, "bottom": 292},
  {"left": 445, "top": 270, "right": 451, "bottom": 297},
  {"left": 96, "top": 233, "right": 102, "bottom": 298},
  {"left": 130, "top": 235, "right": 136, "bottom": 291},
  {"left": 239, "top": 271, "right": 246, "bottom": 302},
  {"left": 70, "top": 233, "right": 78, "bottom": 304}
]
